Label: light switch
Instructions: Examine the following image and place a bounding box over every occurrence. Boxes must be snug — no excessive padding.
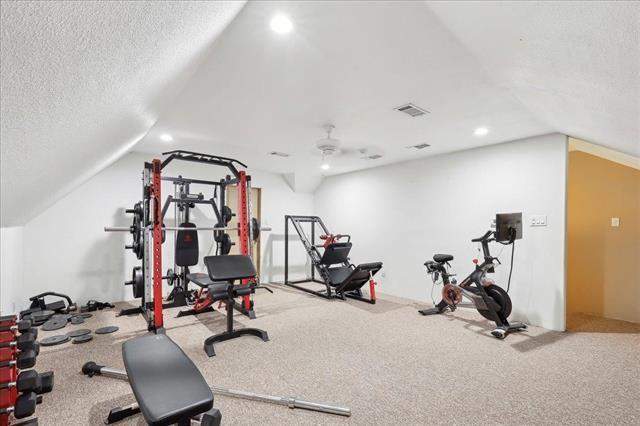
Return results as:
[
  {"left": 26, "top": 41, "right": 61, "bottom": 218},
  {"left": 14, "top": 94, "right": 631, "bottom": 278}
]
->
[
  {"left": 611, "top": 217, "right": 620, "bottom": 227},
  {"left": 529, "top": 215, "right": 547, "bottom": 227}
]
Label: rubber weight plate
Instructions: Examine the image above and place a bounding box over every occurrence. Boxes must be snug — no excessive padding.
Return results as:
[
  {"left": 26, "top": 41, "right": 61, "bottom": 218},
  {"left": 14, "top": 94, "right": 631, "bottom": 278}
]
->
[
  {"left": 95, "top": 326, "right": 119, "bottom": 335},
  {"left": 80, "top": 313, "right": 93, "bottom": 319},
  {"left": 72, "top": 335, "right": 93, "bottom": 344},
  {"left": 40, "top": 335, "right": 70, "bottom": 346},
  {"left": 42, "top": 319, "right": 67, "bottom": 331},
  {"left": 70, "top": 316, "right": 85, "bottom": 325},
  {"left": 30, "top": 310, "right": 55, "bottom": 323},
  {"left": 67, "top": 328, "right": 91, "bottom": 338},
  {"left": 51, "top": 314, "right": 72, "bottom": 322}
]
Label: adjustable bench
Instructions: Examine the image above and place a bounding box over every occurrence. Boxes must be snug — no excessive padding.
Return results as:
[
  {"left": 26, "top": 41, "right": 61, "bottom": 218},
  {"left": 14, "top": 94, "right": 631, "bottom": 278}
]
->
[
  {"left": 89, "top": 333, "right": 221, "bottom": 425},
  {"left": 201, "top": 255, "right": 270, "bottom": 357}
]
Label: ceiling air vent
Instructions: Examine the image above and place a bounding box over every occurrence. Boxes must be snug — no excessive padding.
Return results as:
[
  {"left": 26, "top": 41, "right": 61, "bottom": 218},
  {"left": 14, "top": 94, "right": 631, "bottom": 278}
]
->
[
  {"left": 268, "top": 151, "right": 290, "bottom": 157},
  {"left": 366, "top": 154, "right": 383, "bottom": 160},
  {"left": 395, "top": 103, "right": 429, "bottom": 117},
  {"left": 408, "top": 143, "right": 430, "bottom": 150}
]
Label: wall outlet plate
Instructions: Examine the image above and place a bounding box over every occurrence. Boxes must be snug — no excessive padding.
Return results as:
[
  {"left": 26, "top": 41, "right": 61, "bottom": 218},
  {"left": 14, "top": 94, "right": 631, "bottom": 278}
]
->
[
  {"left": 529, "top": 215, "right": 547, "bottom": 227},
  {"left": 611, "top": 217, "right": 620, "bottom": 227}
]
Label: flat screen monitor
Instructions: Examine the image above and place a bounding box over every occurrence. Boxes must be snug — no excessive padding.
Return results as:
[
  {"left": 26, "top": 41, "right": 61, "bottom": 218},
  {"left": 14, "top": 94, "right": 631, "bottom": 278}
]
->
[{"left": 495, "top": 212, "right": 523, "bottom": 242}]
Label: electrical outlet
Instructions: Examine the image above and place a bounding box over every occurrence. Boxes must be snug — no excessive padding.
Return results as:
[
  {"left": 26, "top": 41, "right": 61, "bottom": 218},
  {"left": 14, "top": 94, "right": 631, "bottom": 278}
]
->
[
  {"left": 611, "top": 217, "right": 620, "bottom": 227},
  {"left": 529, "top": 215, "right": 547, "bottom": 227}
]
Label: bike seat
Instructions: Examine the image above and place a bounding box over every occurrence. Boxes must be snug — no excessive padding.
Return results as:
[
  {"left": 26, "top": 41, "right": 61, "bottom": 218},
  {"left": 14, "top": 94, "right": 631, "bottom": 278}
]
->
[{"left": 433, "top": 254, "right": 453, "bottom": 263}]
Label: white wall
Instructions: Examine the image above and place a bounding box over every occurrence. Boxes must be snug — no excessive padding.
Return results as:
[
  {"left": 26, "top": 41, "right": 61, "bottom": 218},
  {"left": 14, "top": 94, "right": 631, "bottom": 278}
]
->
[
  {"left": 11, "top": 152, "right": 312, "bottom": 309},
  {"left": 0, "top": 226, "right": 24, "bottom": 314},
  {"left": 314, "top": 134, "right": 568, "bottom": 331}
]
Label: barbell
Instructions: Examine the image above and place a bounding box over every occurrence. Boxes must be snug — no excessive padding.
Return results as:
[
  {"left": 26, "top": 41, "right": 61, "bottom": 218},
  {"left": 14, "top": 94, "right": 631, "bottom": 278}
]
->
[{"left": 105, "top": 225, "right": 272, "bottom": 233}]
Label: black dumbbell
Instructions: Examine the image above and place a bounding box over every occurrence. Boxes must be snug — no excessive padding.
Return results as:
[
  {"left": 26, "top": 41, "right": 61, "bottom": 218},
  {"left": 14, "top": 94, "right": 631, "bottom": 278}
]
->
[
  {"left": 0, "top": 336, "right": 40, "bottom": 358},
  {"left": 0, "top": 391, "right": 37, "bottom": 419},
  {"left": 1, "top": 370, "right": 53, "bottom": 394},
  {"left": 0, "top": 319, "right": 34, "bottom": 335},
  {"left": 35, "top": 371, "right": 54, "bottom": 394}
]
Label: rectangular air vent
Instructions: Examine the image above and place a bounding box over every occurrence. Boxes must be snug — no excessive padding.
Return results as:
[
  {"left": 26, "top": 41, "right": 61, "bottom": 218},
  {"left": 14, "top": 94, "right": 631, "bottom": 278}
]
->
[
  {"left": 407, "top": 143, "right": 430, "bottom": 150},
  {"left": 367, "top": 154, "right": 383, "bottom": 160},
  {"left": 395, "top": 103, "right": 429, "bottom": 117},
  {"left": 268, "top": 151, "right": 290, "bottom": 157}
]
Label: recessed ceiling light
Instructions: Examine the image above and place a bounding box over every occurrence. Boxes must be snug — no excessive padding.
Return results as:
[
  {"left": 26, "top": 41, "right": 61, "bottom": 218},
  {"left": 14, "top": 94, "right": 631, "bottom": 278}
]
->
[
  {"left": 160, "top": 133, "right": 173, "bottom": 142},
  {"left": 270, "top": 14, "right": 293, "bottom": 34},
  {"left": 320, "top": 163, "right": 330, "bottom": 171},
  {"left": 474, "top": 127, "right": 489, "bottom": 137}
]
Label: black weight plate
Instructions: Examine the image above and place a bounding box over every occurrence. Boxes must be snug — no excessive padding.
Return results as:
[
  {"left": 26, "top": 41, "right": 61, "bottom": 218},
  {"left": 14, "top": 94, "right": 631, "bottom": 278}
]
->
[
  {"left": 80, "top": 313, "right": 93, "bottom": 319},
  {"left": 70, "top": 316, "right": 85, "bottom": 325},
  {"left": 67, "top": 328, "right": 91, "bottom": 338},
  {"left": 30, "top": 310, "right": 55, "bottom": 322},
  {"left": 72, "top": 334, "right": 93, "bottom": 344},
  {"left": 40, "top": 335, "right": 70, "bottom": 346},
  {"left": 51, "top": 314, "right": 72, "bottom": 322},
  {"left": 42, "top": 319, "right": 67, "bottom": 331},
  {"left": 95, "top": 326, "right": 119, "bottom": 335}
]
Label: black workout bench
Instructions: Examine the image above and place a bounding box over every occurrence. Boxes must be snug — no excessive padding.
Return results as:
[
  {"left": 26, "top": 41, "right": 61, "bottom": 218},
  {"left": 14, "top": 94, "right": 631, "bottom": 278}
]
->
[{"left": 86, "top": 333, "right": 221, "bottom": 425}]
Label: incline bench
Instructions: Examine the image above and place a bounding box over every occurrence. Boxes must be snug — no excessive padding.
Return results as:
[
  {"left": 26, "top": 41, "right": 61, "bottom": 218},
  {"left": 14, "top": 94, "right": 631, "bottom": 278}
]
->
[{"left": 84, "top": 334, "right": 221, "bottom": 425}]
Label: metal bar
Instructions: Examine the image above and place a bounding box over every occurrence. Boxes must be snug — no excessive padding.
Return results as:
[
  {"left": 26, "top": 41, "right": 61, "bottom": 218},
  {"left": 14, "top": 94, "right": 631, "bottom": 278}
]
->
[
  {"left": 95, "top": 366, "right": 351, "bottom": 417},
  {"left": 105, "top": 226, "right": 272, "bottom": 232},
  {"left": 162, "top": 176, "right": 221, "bottom": 186}
]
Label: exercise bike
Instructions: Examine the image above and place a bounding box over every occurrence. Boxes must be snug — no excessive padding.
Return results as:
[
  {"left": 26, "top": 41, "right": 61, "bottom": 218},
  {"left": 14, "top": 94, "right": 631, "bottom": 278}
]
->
[{"left": 419, "top": 223, "right": 527, "bottom": 339}]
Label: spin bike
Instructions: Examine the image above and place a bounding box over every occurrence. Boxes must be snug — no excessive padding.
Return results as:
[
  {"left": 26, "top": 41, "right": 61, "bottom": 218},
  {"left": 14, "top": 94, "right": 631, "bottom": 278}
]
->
[{"left": 418, "top": 229, "right": 527, "bottom": 339}]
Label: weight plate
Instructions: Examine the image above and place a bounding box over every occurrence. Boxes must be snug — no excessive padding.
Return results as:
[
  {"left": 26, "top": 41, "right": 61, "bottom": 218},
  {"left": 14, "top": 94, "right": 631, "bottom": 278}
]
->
[
  {"left": 51, "top": 314, "right": 73, "bottom": 322},
  {"left": 80, "top": 313, "right": 93, "bottom": 319},
  {"left": 30, "top": 310, "right": 55, "bottom": 322},
  {"left": 72, "top": 334, "right": 93, "bottom": 344},
  {"left": 67, "top": 328, "right": 91, "bottom": 338},
  {"left": 132, "top": 267, "right": 144, "bottom": 299},
  {"left": 42, "top": 319, "right": 67, "bottom": 331},
  {"left": 95, "top": 326, "right": 119, "bottom": 335},
  {"left": 40, "top": 335, "right": 70, "bottom": 346},
  {"left": 70, "top": 316, "right": 85, "bottom": 325}
]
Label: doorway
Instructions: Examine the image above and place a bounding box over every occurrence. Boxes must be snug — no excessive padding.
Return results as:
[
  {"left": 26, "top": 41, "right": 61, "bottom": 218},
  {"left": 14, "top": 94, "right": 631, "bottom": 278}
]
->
[{"left": 566, "top": 139, "right": 640, "bottom": 332}]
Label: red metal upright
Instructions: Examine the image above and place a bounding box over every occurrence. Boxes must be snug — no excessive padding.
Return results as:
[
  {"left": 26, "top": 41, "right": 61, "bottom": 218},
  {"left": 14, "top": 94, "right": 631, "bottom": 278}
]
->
[
  {"left": 237, "top": 171, "right": 251, "bottom": 310},
  {"left": 151, "top": 159, "right": 164, "bottom": 329}
]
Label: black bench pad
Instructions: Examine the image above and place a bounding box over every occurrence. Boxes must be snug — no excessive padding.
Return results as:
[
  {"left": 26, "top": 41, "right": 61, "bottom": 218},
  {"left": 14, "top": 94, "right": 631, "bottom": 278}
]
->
[
  {"left": 204, "top": 255, "right": 256, "bottom": 282},
  {"left": 334, "top": 262, "right": 383, "bottom": 292},
  {"left": 187, "top": 272, "right": 214, "bottom": 288},
  {"left": 123, "top": 334, "right": 213, "bottom": 425}
]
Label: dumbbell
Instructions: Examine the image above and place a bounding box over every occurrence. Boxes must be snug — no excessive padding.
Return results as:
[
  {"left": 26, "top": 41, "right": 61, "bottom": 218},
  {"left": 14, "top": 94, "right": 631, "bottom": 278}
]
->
[
  {"left": 0, "top": 338, "right": 40, "bottom": 362},
  {"left": 1, "top": 370, "right": 54, "bottom": 395},
  {"left": 0, "top": 349, "right": 37, "bottom": 370},
  {"left": 0, "top": 319, "right": 34, "bottom": 337},
  {"left": 0, "top": 391, "right": 38, "bottom": 419}
]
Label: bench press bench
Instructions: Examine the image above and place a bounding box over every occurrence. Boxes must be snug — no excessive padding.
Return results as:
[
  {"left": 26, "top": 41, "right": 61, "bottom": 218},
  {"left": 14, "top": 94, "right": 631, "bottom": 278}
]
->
[{"left": 84, "top": 333, "right": 222, "bottom": 425}]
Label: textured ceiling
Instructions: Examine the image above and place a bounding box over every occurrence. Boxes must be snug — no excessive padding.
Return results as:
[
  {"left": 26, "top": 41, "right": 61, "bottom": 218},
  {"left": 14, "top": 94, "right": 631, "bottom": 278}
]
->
[
  {"left": 135, "top": 0, "right": 639, "bottom": 191},
  {"left": 0, "top": 0, "right": 245, "bottom": 226},
  {"left": 2, "top": 1, "right": 638, "bottom": 223}
]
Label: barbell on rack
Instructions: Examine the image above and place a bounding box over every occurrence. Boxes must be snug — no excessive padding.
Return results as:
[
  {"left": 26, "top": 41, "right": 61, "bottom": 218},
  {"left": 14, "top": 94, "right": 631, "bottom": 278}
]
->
[{"left": 105, "top": 224, "right": 272, "bottom": 233}]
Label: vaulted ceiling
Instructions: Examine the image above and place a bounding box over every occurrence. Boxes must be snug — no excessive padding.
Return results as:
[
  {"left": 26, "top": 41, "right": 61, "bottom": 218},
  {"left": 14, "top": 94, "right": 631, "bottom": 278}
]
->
[{"left": 2, "top": 1, "right": 638, "bottom": 225}]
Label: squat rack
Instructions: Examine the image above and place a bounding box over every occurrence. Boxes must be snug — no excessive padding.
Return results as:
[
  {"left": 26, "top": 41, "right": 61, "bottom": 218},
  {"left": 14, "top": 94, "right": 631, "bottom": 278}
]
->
[{"left": 105, "top": 150, "right": 262, "bottom": 332}]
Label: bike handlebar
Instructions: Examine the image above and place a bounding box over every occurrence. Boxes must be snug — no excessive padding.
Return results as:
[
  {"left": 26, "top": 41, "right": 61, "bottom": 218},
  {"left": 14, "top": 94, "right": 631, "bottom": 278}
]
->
[{"left": 471, "top": 230, "right": 494, "bottom": 243}]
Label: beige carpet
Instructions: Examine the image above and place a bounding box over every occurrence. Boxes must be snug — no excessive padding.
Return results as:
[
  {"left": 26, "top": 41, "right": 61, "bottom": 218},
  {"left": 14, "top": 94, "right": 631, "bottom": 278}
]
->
[{"left": 27, "top": 285, "right": 640, "bottom": 425}]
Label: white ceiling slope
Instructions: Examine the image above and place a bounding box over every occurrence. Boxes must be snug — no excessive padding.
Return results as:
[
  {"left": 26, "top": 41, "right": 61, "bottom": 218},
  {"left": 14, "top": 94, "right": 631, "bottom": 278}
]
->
[
  {"left": 0, "top": 1, "right": 245, "bottom": 226},
  {"left": 136, "top": 1, "right": 638, "bottom": 192},
  {"left": 428, "top": 1, "right": 640, "bottom": 157}
]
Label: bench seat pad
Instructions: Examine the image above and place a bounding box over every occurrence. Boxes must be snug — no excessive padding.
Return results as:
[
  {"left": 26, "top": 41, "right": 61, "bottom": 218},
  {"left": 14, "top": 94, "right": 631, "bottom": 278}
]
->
[{"left": 122, "top": 334, "right": 213, "bottom": 425}]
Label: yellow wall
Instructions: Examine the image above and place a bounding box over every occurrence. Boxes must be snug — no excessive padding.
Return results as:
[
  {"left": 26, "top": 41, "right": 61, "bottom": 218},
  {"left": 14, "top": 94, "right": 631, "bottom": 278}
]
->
[{"left": 567, "top": 151, "right": 640, "bottom": 325}]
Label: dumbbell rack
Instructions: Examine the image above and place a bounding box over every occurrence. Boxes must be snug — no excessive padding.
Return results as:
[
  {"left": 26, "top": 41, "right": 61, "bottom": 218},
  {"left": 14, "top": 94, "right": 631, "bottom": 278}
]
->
[{"left": 0, "top": 315, "right": 54, "bottom": 426}]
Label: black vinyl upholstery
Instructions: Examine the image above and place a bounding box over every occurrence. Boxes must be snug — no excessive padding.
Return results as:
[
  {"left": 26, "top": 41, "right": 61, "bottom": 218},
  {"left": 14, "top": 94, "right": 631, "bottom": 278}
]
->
[
  {"left": 319, "top": 242, "right": 352, "bottom": 265},
  {"left": 175, "top": 223, "right": 199, "bottom": 267},
  {"left": 204, "top": 255, "right": 256, "bottom": 282},
  {"left": 122, "top": 334, "right": 213, "bottom": 425},
  {"left": 186, "top": 272, "right": 214, "bottom": 288},
  {"left": 433, "top": 254, "right": 453, "bottom": 263},
  {"left": 334, "top": 262, "right": 383, "bottom": 292}
]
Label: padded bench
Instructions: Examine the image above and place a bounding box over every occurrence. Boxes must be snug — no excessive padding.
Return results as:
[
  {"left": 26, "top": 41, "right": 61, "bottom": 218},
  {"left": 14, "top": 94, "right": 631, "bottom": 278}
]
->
[{"left": 123, "top": 333, "right": 221, "bottom": 425}]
